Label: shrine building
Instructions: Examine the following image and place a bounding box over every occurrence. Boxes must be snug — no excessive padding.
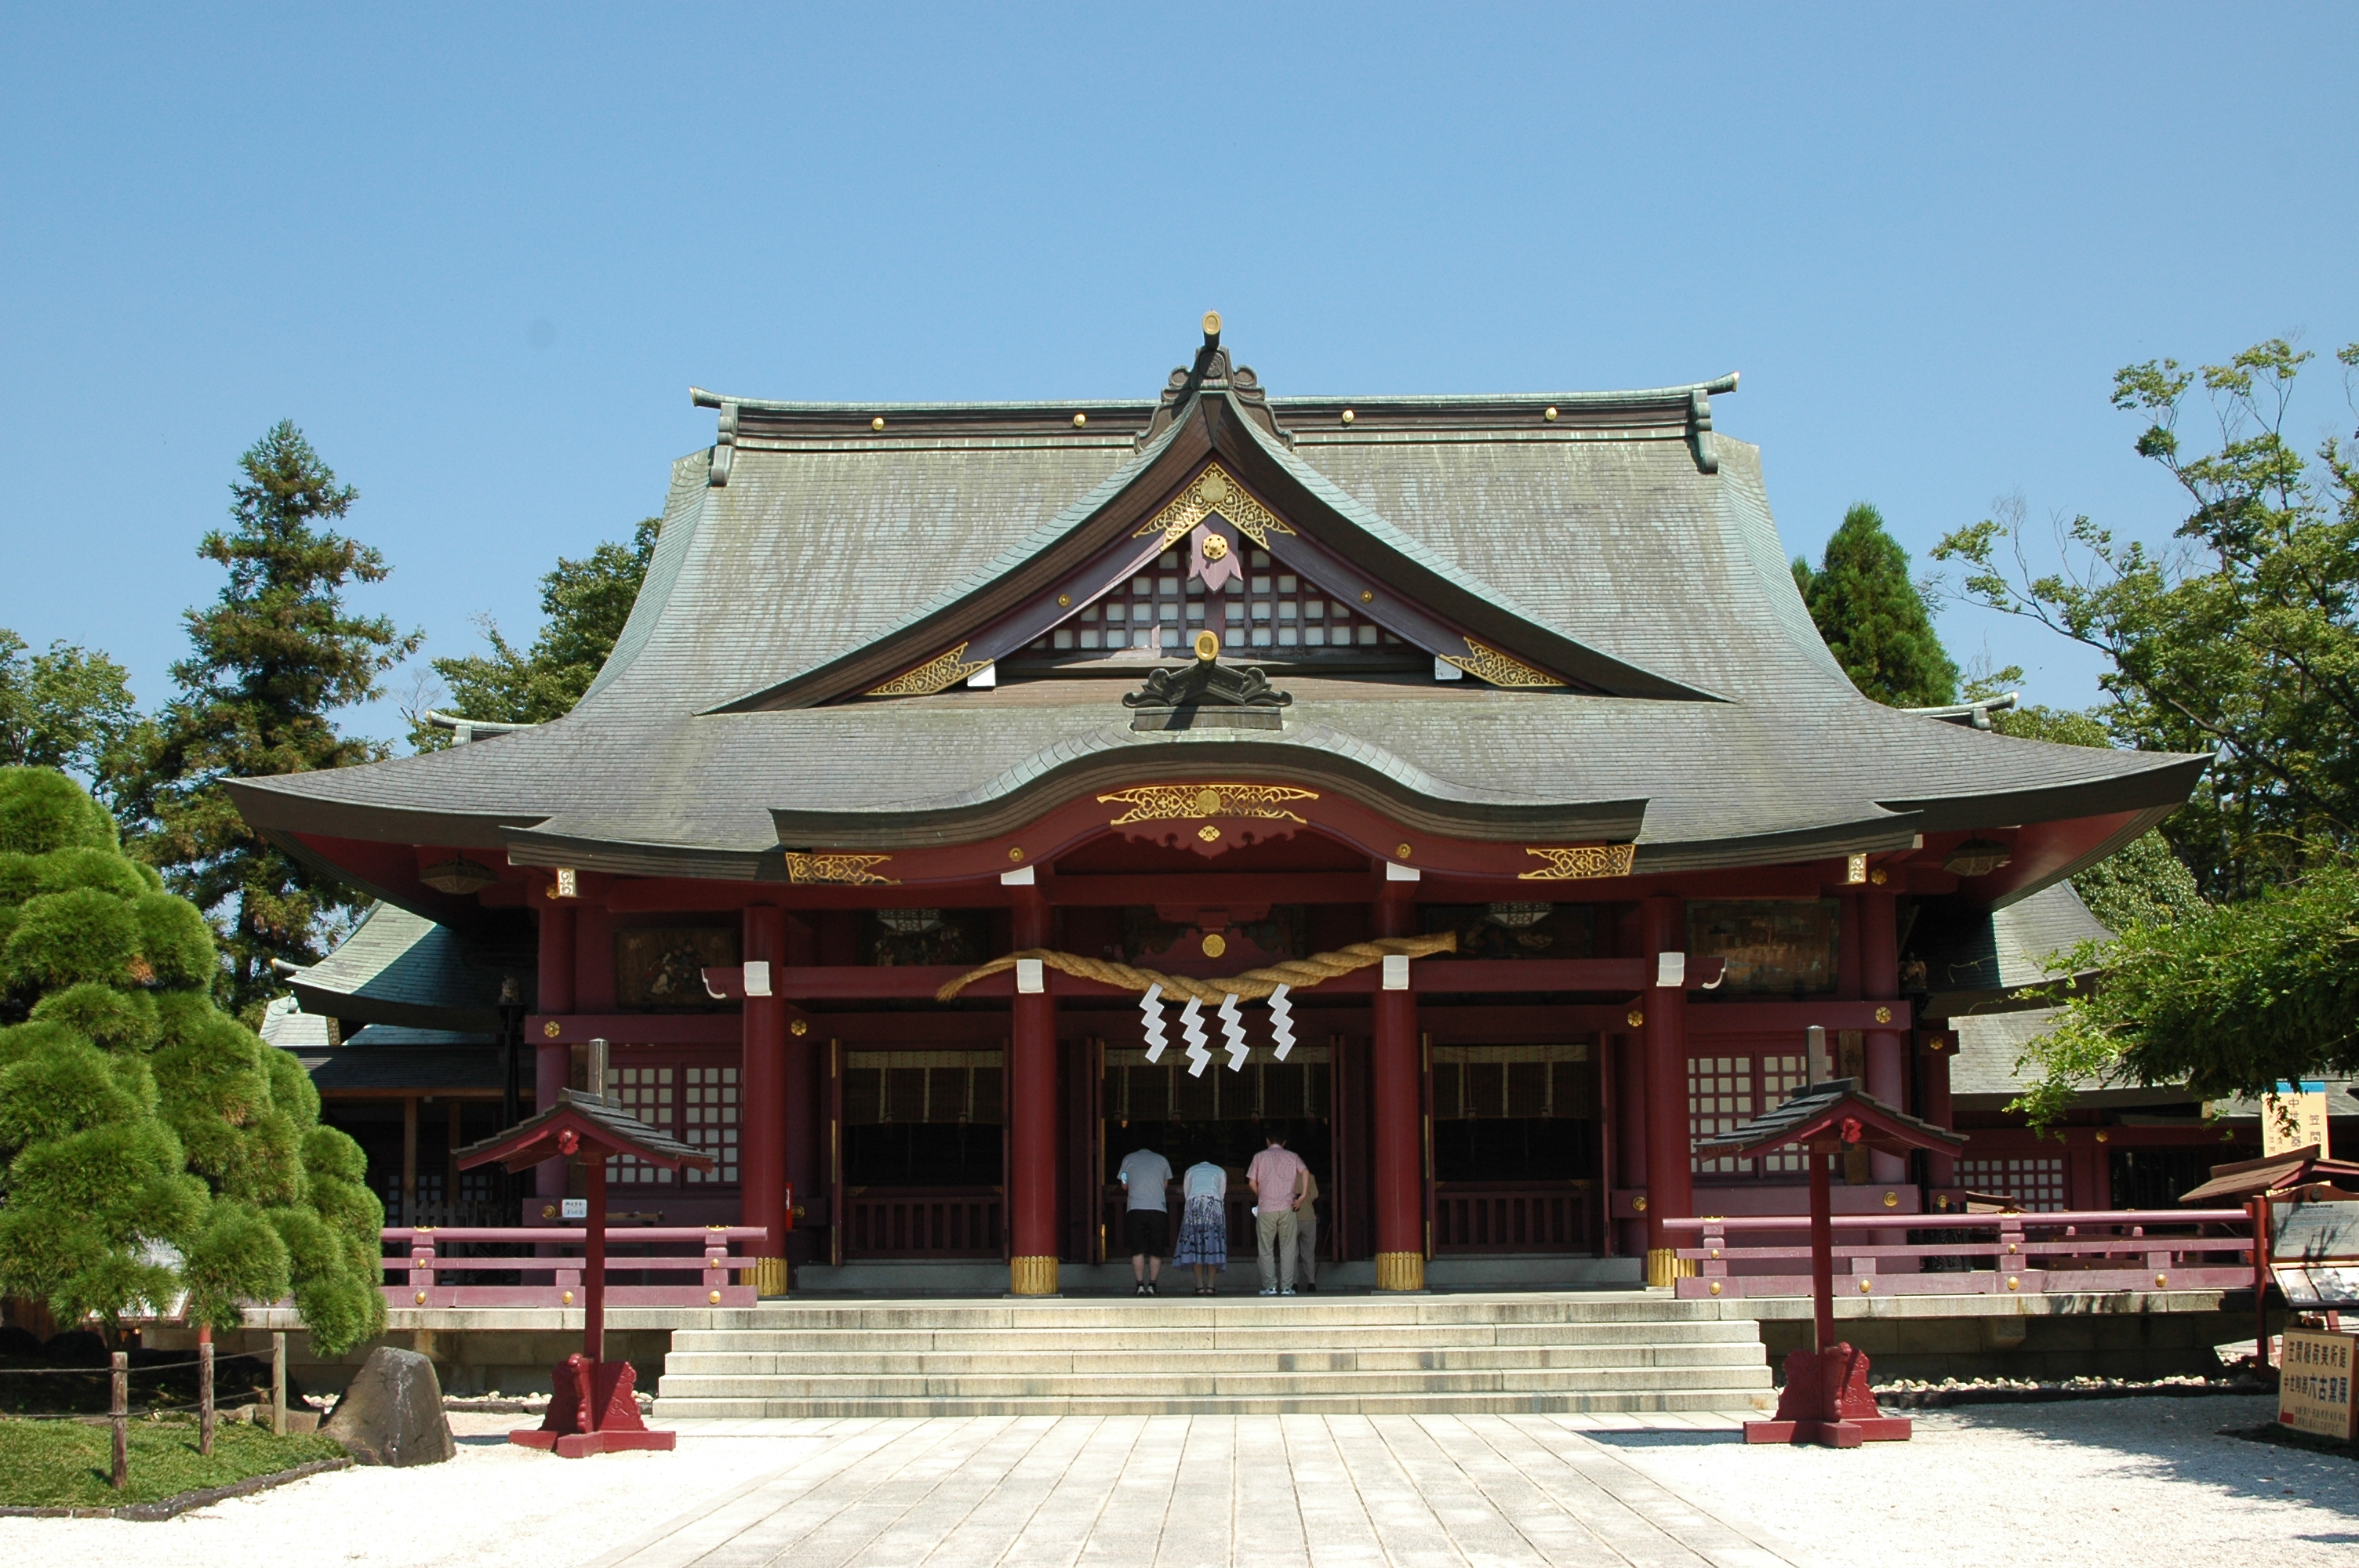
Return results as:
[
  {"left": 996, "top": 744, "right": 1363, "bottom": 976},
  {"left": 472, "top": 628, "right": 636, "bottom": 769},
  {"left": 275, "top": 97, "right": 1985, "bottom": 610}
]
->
[{"left": 232, "top": 317, "right": 2207, "bottom": 1296}]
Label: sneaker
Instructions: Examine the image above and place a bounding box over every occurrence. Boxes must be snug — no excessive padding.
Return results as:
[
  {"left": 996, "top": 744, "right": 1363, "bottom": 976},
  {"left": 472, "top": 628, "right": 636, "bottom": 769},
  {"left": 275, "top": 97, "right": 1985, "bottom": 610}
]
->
[
  {"left": 1135, "top": 1283, "right": 1150, "bottom": 1296},
  {"left": 1258, "top": 1286, "right": 1278, "bottom": 1296},
  {"left": 1280, "top": 1289, "right": 1297, "bottom": 1297}
]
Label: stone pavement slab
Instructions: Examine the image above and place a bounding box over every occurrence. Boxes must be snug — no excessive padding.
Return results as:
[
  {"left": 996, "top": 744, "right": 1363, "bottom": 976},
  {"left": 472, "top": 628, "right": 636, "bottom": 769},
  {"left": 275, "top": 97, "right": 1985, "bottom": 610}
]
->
[{"left": 584, "top": 1414, "right": 1797, "bottom": 1568}]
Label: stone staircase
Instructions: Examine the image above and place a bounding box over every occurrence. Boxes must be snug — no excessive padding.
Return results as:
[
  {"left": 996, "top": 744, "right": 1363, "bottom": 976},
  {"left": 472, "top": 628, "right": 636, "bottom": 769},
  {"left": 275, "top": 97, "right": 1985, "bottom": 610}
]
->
[{"left": 653, "top": 1293, "right": 1776, "bottom": 1417}]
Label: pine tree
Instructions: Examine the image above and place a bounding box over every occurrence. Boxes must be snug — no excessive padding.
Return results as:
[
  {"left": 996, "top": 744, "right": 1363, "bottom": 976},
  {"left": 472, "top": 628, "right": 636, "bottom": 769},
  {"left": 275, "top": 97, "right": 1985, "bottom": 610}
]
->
[
  {"left": 120, "top": 423, "right": 420, "bottom": 1017},
  {"left": 410, "top": 518, "right": 659, "bottom": 750},
  {"left": 1798, "top": 503, "right": 1960, "bottom": 707},
  {"left": 0, "top": 767, "right": 384, "bottom": 1350}
]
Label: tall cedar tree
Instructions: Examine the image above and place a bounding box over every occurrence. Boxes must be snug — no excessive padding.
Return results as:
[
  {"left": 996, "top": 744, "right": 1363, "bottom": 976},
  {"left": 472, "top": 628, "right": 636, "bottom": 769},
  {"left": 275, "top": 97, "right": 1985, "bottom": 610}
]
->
[
  {"left": 0, "top": 767, "right": 384, "bottom": 1351},
  {"left": 1793, "top": 504, "right": 1960, "bottom": 708},
  {"left": 121, "top": 423, "right": 420, "bottom": 1015},
  {"left": 409, "top": 518, "right": 658, "bottom": 749}
]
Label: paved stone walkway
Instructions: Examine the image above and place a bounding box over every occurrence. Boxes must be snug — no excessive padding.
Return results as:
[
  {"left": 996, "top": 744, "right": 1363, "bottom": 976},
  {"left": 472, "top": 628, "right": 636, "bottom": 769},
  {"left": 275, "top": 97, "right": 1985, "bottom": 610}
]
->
[{"left": 586, "top": 1414, "right": 1797, "bottom": 1568}]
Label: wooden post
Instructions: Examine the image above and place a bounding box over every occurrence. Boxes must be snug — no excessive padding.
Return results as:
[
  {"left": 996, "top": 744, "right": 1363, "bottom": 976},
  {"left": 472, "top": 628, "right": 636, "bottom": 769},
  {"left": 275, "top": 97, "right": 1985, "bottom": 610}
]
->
[
  {"left": 536, "top": 901, "right": 578, "bottom": 1210},
  {"left": 741, "top": 906, "right": 789, "bottom": 1293},
  {"left": 109, "top": 1351, "right": 127, "bottom": 1490},
  {"left": 1860, "top": 884, "right": 1907, "bottom": 1184},
  {"left": 198, "top": 1326, "right": 215, "bottom": 1457},
  {"left": 1810, "top": 1149, "right": 1835, "bottom": 1355},
  {"left": 584, "top": 1152, "right": 608, "bottom": 1367},
  {"left": 2252, "top": 1193, "right": 2271, "bottom": 1367},
  {"left": 271, "top": 1330, "right": 287, "bottom": 1436},
  {"left": 1371, "top": 887, "right": 1424, "bottom": 1290},
  {"left": 402, "top": 1095, "right": 419, "bottom": 1225},
  {"left": 1007, "top": 885, "right": 1060, "bottom": 1295},
  {"left": 1642, "top": 896, "right": 1692, "bottom": 1277}
]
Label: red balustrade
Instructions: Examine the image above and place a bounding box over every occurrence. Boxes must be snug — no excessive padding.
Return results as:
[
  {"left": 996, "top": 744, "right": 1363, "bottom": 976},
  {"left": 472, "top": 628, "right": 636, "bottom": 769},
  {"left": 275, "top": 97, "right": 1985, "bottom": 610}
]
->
[
  {"left": 381, "top": 1226, "right": 766, "bottom": 1308},
  {"left": 1664, "top": 1208, "right": 2254, "bottom": 1299},
  {"left": 841, "top": 1187, "right": 1002, "bottom": 1258},
  {"left": 1432, "top": 1183, "right": 1594, "bottom": 1254}
]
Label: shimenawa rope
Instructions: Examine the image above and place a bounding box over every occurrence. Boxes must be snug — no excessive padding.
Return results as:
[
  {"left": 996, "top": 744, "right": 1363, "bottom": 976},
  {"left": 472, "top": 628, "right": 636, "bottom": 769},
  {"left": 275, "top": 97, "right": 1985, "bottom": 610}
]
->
[{"left": 933, "top": 931, "right": 1456, "bottom": 1004}]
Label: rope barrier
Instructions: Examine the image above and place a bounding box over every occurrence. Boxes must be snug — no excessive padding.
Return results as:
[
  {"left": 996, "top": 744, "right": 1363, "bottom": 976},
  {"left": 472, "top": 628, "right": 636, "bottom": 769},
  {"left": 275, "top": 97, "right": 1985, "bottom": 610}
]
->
[
  {"left": 934, "top": 931, "right": 1458, "bottom": 1004},
  {"left": 0, "top": 1352, "right": 271, "bottom": 1376}
]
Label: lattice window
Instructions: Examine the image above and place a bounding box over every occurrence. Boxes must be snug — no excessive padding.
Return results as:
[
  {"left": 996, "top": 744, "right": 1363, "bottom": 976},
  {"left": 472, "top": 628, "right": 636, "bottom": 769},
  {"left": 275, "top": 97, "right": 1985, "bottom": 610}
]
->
[
  {"left": 1688, "top": 1053, "right": 1810, "bottom": 1178},
  {"left": 1027, "top": 549, "right": 1404, "bottom": 655},
  {"left": 683, "top": 1065, "right": 739, "bottom": 1183},
  {"left": 605, "top": 1065, "right": 677, "bottom": 1185},
  {"left": 1956, "top": 1156, "right": 2067, "bottom": 1213}
]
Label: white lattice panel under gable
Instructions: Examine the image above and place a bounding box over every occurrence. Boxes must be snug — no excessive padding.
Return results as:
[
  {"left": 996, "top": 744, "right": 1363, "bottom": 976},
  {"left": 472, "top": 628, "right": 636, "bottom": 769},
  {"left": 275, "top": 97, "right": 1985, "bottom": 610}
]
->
[
  {"left": 1688, "top": 1053, "right": 1812, "bottom": 1177},
  {"left": 605, "top": 1065, "right": 676, "bottom": 1185},
  {"left": 684, "top": 1065, "right": 739, "bottom": 1183},
  {"left": 1957, "top": 1156, "right": 2067, "bottom": 1212},
  {"left": 1027, "top": 549, "right": 1402, "bottom": 655}
]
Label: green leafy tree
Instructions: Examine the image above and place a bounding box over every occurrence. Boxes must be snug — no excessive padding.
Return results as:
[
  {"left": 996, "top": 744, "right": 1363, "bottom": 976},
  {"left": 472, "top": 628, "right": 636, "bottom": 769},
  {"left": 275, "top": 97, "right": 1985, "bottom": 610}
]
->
[
  {"left": 0, "top": 631, "right": 144, "bottom": 801},
  {"left": 118, "top": 423, "right": 420, "bottom": 1016},
  {"left": 410, "top": 519, "right": 657, "bottom": 750},
  {"left": 1935, "top": 339, "right": 2359, "bottom": 899},
  {"left": 0, "top": 767, "right": 384, "bottom": 1350},
  {"left": 1794, "top": 503, "right": 1961, "bottom": 707}
]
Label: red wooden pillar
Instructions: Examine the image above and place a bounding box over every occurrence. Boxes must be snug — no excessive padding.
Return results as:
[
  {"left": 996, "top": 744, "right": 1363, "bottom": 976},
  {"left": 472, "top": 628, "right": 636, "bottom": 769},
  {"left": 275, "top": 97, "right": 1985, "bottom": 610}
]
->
[
  {"left": 782, "top": 915, "right": 820, "bottom": 1269},
  {"left": 535, "top": 902, "right": 576, "bottom": 1210},
  {"left": 1921, "top": 1033, "right": 1956, "bottom": 1192},
  {"left": 1642, "top": 895, "right": 1692, "bottom": 1283},
  {"left": 1612, "top": 1030, "right": 1648, "bottom": 1258},
  {"left": 1009, "top": 887, "right": 1060, "bottom": 1294},
  {"left": 1371, "top": 886, "right": 1424, "bottom": 1290},
  {"left": 1860, "top": 883, "right": 1906, "bottom": 1185},
  {"left": 741, "top": 906, "right": 789, "bottom": 1294}
]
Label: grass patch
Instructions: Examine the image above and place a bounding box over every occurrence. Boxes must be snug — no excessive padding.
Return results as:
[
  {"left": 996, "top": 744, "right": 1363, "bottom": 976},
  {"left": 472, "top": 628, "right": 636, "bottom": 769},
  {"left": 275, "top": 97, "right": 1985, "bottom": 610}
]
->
[{"left": 0, "top": 1417, "right": 347, "bottom": 1508}]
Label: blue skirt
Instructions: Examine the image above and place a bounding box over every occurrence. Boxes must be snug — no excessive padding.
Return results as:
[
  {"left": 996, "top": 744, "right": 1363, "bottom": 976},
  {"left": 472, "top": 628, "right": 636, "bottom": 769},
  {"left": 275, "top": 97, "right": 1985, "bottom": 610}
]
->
[{"left": 1171, "top": 1194, "right": 1227, "bottom": 1268}]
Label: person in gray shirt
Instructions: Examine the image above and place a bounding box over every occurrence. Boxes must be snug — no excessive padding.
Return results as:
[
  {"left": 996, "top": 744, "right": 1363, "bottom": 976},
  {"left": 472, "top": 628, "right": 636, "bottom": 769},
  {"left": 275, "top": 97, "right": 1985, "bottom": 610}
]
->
[{"left": 1117, "top": 1146, "right": 1174, "bottom": 1295}]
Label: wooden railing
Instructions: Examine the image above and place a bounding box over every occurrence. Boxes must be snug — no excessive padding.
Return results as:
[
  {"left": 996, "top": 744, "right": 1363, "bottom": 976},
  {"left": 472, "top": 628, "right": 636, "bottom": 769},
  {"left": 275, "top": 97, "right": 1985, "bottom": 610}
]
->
[
  {"left": 841, "top": 1187, "right": 1002, "bottom": 1258},
  {"left": 1432, "top": 1183, "right": 1594, "bottom": 1254},
  {"left": 380, "top": 1225, "right": 767, "bottom": 1308},
  {"left": 1663, "top": 1209, "right": 2254, "bottom": 1298}
]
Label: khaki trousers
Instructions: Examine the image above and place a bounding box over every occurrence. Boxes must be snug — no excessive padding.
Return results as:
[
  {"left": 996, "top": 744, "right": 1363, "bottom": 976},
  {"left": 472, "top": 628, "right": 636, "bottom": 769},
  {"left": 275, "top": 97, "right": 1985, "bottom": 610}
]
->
[
  {"left": 1256, "top": 1207, "right": 1299, "bottom": 1291},
  {"left": 1295, "top": 1211, "right": 1318, "bottom": 1286}
]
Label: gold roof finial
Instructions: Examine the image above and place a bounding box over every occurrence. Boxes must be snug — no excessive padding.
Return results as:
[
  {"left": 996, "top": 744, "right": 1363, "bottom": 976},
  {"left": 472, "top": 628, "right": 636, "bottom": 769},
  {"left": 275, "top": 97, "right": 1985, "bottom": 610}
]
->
[
  {"left": 1193, "top": 630, "right": 1219, "bottom": 663},
  {"left": 1201, "top": 310, "right": 1222, "bottom": 343}
]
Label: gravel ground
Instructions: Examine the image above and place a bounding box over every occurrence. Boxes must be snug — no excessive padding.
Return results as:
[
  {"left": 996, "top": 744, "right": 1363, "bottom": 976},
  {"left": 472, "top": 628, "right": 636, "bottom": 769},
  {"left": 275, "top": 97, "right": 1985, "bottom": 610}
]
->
[
  {"left": 0, "top": 1415, "right": 827, "bottom": 1567},
  {"left": 3, "top": 1401, "right": 2352, "bottom": 1567},
  {"left": 1602, "top": 1395, "right": 2359, "bottom": 1568}
]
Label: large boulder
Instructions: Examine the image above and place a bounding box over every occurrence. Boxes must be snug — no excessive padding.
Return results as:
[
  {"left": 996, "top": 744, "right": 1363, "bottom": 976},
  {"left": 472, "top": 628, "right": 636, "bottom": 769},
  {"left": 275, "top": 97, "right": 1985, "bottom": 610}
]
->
[{"left": 322, "top": 1346, "right": 453, "bottom": 1466}]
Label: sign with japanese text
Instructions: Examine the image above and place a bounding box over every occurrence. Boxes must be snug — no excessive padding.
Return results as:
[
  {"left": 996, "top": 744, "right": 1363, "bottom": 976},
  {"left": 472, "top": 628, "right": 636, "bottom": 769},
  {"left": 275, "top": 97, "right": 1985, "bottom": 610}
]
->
[
  {"left": 2278, "top": 1328, "right": 2358, "bottom": 1440},
  {"left": 2262, "top": 1081, "right": 2330, "bottom": 1158}
]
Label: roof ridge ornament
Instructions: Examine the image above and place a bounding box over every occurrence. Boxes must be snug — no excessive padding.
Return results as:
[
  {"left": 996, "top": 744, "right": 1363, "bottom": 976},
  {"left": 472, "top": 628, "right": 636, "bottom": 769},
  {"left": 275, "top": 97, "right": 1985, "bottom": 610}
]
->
[
  {"left": 1122, "top": 630, "right": 1292, "bottom": 731},
  {"left": 1141, "top": 310, "right": 1288, "bottom": 448}
]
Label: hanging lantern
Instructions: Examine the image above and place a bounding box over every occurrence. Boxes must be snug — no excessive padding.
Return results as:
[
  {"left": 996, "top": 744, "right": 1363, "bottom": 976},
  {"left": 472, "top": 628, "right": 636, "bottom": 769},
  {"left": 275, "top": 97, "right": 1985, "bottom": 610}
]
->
[
  {"left": 1942, "top": 840, "right": 2012, "bottom": 878},
  {"left": 420, "top": 858, "right": 499, "bottom": 895}
]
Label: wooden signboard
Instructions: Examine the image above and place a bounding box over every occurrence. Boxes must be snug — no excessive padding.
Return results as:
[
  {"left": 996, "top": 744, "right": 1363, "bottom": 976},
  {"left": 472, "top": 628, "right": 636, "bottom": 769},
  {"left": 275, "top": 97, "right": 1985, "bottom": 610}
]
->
[
  {"left": 2272, "top": 1200, "right": 2359, "bottom": 1309},
  {"left": 2278, "top": 1328, "right": 2358, "bottom": 1441},
  {"left": 2263, "top": 1080, "right": 2331, "bottom": 1158}
]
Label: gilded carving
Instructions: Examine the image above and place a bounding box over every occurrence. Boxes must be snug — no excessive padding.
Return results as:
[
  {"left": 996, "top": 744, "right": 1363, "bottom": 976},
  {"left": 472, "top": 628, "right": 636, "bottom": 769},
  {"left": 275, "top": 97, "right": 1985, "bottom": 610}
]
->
[
  {"left": 782, "top": 851, "right": 898, "bottom": 886},
  {"left": 1098, "top": 782, "right": 1320, "bottom": 826},
  {"left": 864, "top": 642, "right": 992, "bottom": 699},
  {"left": 1517, "top": 844, "right": 1637, "bottom": 881},
  {"left": 1438, "top": 637, "right": 1565, "bottom": 689},
  {"left": 1134, "top": 463, "right": 1296, "bottom": 551}
]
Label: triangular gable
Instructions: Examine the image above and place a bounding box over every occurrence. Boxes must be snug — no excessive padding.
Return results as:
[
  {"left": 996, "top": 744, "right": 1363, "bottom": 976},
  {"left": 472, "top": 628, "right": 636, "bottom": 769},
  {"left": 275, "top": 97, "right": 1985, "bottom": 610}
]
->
[{"left": 712, "top": 365, "right": 1722, "bottom": 711}]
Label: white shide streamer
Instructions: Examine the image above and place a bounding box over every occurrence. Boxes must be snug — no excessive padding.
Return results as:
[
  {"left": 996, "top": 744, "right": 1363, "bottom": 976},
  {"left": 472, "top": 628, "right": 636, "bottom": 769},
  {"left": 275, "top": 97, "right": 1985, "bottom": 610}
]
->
[
  {"left": 1180, "top": 996, "right": 1211, "bottom": 1077},
  {"left": 1267, "top": 983, "right": 1295, "bottom": 1061},
  {"left": 1139, "top": 982, "right": 1169, "bottom": 1062},
  {"left": 1217, "top": 993, "right": 1249, "bottom": 1072}
]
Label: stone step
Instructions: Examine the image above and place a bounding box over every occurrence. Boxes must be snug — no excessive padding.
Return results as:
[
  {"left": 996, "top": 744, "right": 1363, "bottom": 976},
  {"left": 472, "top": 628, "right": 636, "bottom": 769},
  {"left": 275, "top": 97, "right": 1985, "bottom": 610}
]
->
[
  {"left": 654, "top": 1388, "right": 1775, "bottom": 1418},
  {"left": 655, "top": 1364, "right": 1774, "bottom": 1399},
  {"left": 674, "top": 1298, "right": 1732, "bottom": 1331},
  {"left": 668, "top": 1322, "right": 1764, "bottom": 1354},
  {"left": 664, "top": 1344, "right": 1767, "bottom": 1377}
]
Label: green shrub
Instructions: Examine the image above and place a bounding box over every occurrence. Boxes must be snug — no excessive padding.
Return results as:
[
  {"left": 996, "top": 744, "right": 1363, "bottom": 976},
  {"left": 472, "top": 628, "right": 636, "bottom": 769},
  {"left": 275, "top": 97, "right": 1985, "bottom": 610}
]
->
[
  {"left": 182, "top": 1200, "right": 292, "bottom": 1332},
  {"left": 27, "top": 846, "right": 149, "bottom": 901},
  {"left": 2, "top": 887, "right": 141, "bottom": 992},
  {"left": 0, "top": 1037, "right": 146, "bottom": 1149},
  {"left": 300, "top": 1123, "right": 367, "bottom": 1184},
  {"left": 133, "top": 891, "right": 216, "bottom": 985},
  {"left": 0, "top": 768, "right": 116, "bottom": 855},
  {"left": 31, "top": 982, "right": 159, "bottom": 1051},
  {"left": 264, "top": 1043, "right": 320, "bottom": 1124}
]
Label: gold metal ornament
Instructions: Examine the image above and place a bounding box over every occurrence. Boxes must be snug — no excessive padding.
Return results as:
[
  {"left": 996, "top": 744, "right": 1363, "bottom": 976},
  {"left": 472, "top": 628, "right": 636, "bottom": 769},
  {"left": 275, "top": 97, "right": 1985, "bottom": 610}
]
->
[
  {"left": 1135, "top": 463, "right": 1295, "bottom": 551},
  {"left": 1359, "top": 590, "right": 1374, "bottom": 604},
  {"left": 1098, "top": 782, "right": 1318, "bottom": 826},
  {"left": 1193, "top": 630, "right": 1219, "bottom": 661},
  {"left": 1627, "top": 1009, "right": 1645, "bottom": 1029},
  {"left": 782, "top": 852, "right": 896, "bottom": 886},
  {"left": 1340, "top": 409, "right": 1354, "bottom": 424},
  {"left": 1870, "top": 867, "right": 1888, "bottom": 884},
  {"left": 543, "top": 1022, "right": 562, "bottom": 1039},
  {"left": 1436, "top": 637, "right": 1565, "bottom": 688},
  {"left": 1544, "top": 406, "right": 1558, "bottom": 421},
  {"left": 790, "top": 1018, "right": 809, "bottom": 1036},
  {"left": 1882, "top": 1191, "right": 1899, "bottom": 1208},
  {"left": 1202, "top": 310, "right": 1221, "bottom": 336},
  {"left": 1874, "top": 1006, "right": 1893, "bottom": 1024},
  {"left": 415, "top": 1291, "right": 427, "bottom": 1305},
  {"left": 1057, "top": 593, "right": 1071, "bottom": 607},
  {"left": 1859, "top": 1278, "right": 1874, "bottom": 1293},
  {"left": 1201, "top": 532, "right": 1230, "bottom": 561},
  {"left": 1198, "top": 825, "right": 1221, "bottom": 842},
  {"left": 710, "top": 1290, "right": 723, "bottom": 1305},
  {"left": 1518, "top": 844, "right": 1638, "bottom": 880},
  {"left": 1201, "top": 932, "right": 1227, "bottom": 958},
  {"left": 1396, "top": 842, "right": 1412, "bottom": 858},
  {"left": 865, "top": 642, "right": 992, "bottom": 698},
  {"left": 1007, "top": 846, "right": 1025, "bottom": 862},
  {"left": 1632, "top": 1195, "right": 1648, "bottom": 1213},
  {"left": 1707, "top": 1280, "right": 1721, "bottom": 1295},
  {"left": 1071, "top": 412, "right": 1087, "bottom": 427},
  {"left": 871, "top": 416, "right": 885, "bottom": 431}
]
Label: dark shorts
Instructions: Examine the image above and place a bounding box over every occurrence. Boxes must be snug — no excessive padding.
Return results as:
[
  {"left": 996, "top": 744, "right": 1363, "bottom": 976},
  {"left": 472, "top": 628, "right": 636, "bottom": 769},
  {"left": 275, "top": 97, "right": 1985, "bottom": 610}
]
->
[{"left": 1123, "top": 1207, "right": 1170, "bottom": 1258}]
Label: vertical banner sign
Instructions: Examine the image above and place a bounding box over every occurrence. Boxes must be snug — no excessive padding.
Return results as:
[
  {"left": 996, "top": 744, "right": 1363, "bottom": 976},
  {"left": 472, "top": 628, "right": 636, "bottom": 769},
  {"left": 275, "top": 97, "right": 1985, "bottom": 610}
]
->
[
  {"left": 2262, "top": 1080, "right": 2332, "bottom": 1157},
  {"left": 2277, "top": 1328, "right": 2358, "bottom": 1440}
]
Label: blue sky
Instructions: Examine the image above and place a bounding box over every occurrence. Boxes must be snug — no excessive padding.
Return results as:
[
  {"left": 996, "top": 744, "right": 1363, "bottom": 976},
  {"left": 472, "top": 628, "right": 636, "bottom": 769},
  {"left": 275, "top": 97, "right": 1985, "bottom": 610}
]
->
[{"left": 4, "top": 5, "right": 2354, "bottom": 742}]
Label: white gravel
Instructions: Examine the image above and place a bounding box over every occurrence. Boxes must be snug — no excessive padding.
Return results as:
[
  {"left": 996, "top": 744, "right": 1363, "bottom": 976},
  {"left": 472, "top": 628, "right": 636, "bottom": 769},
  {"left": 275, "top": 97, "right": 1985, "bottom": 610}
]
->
[
  {"left": 5, "top": 1401, "right": 2352, "bottom": 1567},
  {"left": 1605, "top": 1395, "right": 2359, "bottom": 1568},
  {"left": 0, "top": 1415, "right": 830, "bottom": 1568}
]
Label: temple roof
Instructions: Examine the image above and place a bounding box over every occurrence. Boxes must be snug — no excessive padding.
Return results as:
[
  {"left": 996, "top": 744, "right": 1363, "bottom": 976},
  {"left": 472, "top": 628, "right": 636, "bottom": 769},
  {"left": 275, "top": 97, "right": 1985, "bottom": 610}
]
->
[{"left": 229, "top": 325, "right": 2203, "bottom": 897}]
